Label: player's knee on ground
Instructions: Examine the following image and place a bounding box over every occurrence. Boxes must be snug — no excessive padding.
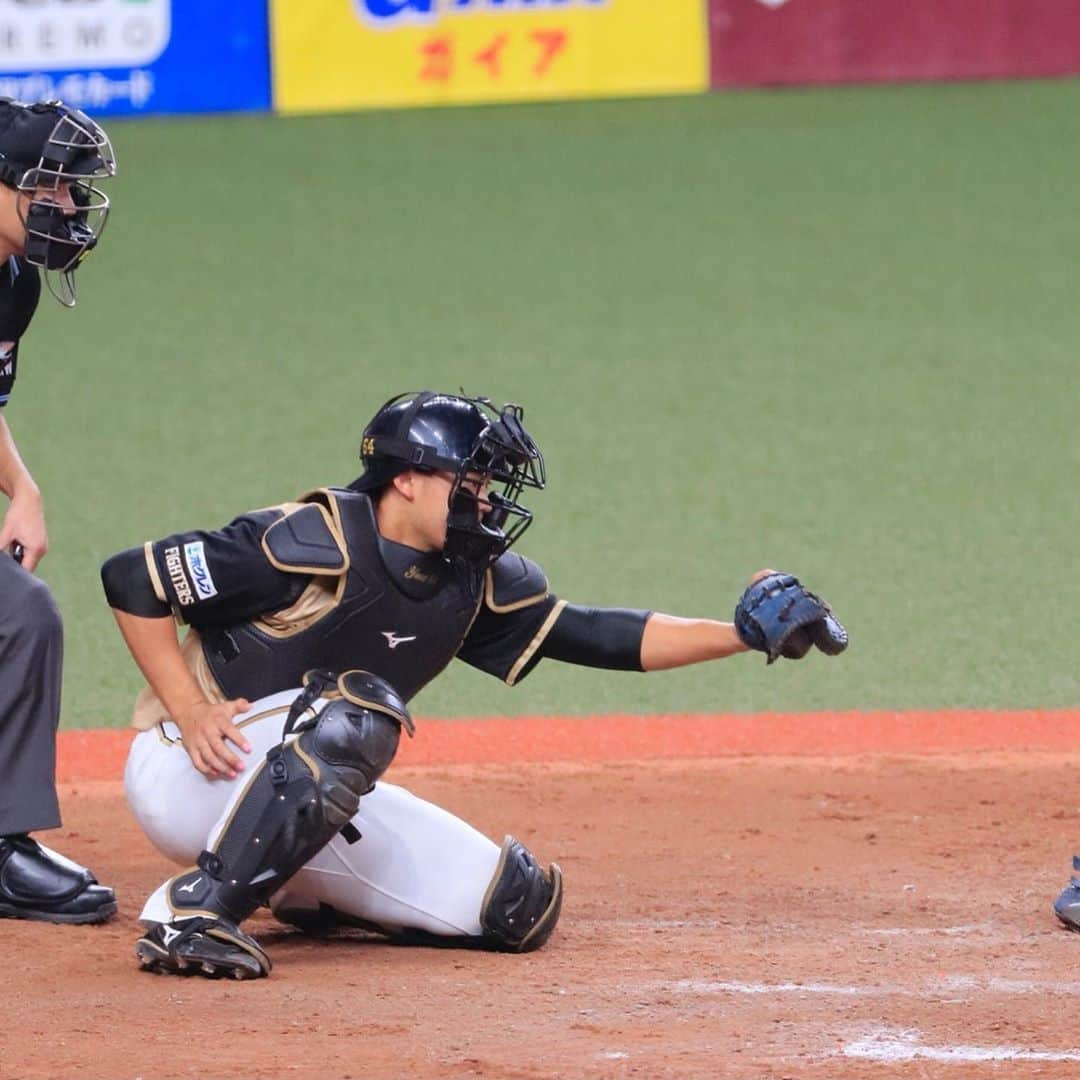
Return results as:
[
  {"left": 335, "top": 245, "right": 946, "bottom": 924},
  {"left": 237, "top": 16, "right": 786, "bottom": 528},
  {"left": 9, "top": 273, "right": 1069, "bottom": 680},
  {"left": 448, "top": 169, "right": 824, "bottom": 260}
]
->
[
  {"left": 480, "top": 836, "right": 563, "bottom": 952},
  {"left": 163, "top": 672, "right": 411, "bottom": 927}
]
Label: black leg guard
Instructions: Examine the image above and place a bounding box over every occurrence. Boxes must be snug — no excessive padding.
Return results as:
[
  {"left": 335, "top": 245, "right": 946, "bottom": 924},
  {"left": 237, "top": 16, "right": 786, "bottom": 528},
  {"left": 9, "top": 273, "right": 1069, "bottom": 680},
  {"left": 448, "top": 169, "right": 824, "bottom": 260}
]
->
[
  {"left": 165, "top": 674, "right": 409, "bottom": 927},
  {"left": 479, "top": 835, "right": 563, "bottom": 953}
]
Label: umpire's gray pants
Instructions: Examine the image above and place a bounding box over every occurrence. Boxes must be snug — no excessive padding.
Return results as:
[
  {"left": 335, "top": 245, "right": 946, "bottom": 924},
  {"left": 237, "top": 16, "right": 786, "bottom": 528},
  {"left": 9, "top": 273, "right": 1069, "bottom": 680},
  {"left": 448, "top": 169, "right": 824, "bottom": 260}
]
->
[{"left": 0, "top": 551, "right": 62, "bottom": 835}]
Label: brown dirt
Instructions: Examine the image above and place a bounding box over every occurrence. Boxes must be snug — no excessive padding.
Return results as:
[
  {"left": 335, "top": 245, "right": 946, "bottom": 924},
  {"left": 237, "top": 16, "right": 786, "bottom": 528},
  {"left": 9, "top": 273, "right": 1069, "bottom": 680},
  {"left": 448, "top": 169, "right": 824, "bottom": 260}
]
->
[{"left": 5, "top": 722, "right": 1080, "bottom": 1079}]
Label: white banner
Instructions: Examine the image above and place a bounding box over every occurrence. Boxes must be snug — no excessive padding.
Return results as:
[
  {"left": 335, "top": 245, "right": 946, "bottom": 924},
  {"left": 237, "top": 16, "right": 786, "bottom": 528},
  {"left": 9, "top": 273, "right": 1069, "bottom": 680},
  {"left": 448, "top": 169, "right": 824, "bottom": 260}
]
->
[{"left": 0, "top": 0, "right": 171, "bottom": 72}]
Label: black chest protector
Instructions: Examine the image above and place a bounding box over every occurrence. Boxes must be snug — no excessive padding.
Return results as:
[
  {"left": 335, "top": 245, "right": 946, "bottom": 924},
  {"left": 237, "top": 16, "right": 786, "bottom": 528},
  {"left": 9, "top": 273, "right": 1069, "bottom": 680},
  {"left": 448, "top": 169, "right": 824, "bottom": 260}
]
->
[{"left": 200, "top": 488, "right": 484, "bottom": 703}]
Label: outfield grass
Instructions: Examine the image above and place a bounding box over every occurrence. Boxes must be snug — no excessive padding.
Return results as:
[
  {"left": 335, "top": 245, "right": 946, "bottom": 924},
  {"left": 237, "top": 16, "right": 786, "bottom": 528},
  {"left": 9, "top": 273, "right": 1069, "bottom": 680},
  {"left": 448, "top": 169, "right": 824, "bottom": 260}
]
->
[{"left": 10, "top": 79, "right": 1079, "bottom": 728}]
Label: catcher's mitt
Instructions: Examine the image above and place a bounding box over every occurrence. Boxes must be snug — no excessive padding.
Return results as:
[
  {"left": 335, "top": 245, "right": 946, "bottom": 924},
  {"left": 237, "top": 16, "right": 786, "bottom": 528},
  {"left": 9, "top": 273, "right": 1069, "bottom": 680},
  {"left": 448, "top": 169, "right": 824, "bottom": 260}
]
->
[{"left": 734, "top": 572, "right": 848, "bottom": 664}]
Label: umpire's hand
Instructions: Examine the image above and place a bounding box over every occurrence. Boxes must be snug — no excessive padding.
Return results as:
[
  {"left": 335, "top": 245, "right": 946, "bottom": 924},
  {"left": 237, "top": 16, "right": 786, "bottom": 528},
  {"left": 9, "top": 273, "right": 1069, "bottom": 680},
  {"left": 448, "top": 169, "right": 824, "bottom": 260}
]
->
[
  {"left": 174, "top": 698, "right": 253, "bottom": 781},
  {"left": 0, "top": 486, "right": 48, "bottom": 572}
]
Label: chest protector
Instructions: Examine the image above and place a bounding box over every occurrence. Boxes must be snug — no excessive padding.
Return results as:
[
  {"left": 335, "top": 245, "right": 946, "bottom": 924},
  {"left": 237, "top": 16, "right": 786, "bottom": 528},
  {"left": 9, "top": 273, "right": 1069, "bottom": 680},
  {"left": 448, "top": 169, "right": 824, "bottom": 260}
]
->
[{"left": 200, "top": 488, "right": 484, "bottom": 703}]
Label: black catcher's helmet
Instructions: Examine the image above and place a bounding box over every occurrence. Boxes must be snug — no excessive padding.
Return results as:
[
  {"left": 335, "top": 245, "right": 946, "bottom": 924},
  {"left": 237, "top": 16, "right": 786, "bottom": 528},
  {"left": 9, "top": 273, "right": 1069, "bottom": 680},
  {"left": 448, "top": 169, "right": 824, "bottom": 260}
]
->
[
  {"left": 0, "top": 98, "right": 115, "bottom": 306},
  {"left": 350, "top": 391, "right": 546, "bottom": 565}
]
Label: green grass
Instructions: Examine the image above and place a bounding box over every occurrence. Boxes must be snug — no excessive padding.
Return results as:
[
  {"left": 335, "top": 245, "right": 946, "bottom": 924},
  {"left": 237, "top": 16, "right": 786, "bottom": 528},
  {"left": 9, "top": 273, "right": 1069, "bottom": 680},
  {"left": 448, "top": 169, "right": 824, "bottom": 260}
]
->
[{"left": 11, "top": 78, "right": 1080, "bottom": 727}]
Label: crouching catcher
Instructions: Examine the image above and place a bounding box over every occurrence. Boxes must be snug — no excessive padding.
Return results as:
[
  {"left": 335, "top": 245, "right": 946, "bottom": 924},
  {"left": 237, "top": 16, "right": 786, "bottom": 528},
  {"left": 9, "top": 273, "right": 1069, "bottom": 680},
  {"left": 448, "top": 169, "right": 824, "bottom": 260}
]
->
[{"left": 134, "top": 670, "right": 562, "bottom": 980}]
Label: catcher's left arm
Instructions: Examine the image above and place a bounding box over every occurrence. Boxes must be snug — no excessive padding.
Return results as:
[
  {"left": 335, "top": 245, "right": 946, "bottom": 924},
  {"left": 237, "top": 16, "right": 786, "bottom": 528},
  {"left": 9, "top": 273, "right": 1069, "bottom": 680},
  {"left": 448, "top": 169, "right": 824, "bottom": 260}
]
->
[{"left": 639, "top": 569, "right": 847, "bottom": 670}]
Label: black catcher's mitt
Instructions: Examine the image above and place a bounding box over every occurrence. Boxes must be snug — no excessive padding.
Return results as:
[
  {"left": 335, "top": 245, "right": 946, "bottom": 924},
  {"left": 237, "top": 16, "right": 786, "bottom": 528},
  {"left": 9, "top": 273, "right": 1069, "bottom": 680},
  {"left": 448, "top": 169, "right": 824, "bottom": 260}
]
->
[{"left": 734, "top": 572, "right": 848, "bottom": 664}]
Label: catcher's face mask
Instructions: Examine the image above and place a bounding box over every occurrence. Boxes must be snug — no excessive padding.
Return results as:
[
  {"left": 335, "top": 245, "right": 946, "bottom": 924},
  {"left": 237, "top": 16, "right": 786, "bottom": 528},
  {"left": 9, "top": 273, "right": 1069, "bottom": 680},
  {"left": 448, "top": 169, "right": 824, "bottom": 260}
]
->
[
  {"left": 15, "top": 106, "right": 116, "bottom": 307},
  {"left": 352, "top": 391, "right": 546, "bottom": 567},
  {"left": 442, "top": 402, "right": 546, "bottom": 566}
]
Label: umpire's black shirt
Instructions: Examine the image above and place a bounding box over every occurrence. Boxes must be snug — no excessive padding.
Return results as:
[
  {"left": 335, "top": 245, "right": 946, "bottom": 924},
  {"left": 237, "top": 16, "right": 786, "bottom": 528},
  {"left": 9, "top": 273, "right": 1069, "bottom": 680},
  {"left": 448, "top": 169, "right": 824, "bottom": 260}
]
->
[{"left": 0, "top": 257, "right": 41, "bottom": 408}]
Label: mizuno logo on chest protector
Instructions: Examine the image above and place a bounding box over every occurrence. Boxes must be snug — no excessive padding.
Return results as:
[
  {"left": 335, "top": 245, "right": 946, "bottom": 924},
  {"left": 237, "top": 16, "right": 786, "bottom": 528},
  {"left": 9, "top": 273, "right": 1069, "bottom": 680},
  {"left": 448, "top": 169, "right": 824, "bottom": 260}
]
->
[{"left": 381, "top": 631, "right": 417, "bottom": 649}]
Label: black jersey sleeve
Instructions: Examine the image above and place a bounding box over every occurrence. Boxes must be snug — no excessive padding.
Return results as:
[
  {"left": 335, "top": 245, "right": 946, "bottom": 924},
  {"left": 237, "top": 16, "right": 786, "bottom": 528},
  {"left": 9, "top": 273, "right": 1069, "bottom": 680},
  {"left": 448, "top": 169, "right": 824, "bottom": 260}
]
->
[
  {"left": 464, "top": 601, "right": 651, "bottom": 686},
  {"left": 538, "top": 604, "right": 649, "bottom": 670},
  {"left": 458, "top": 548, "right": 652, "bottom": 685},
  {"left": 101, "top": 545, "right": 172, "bottom": 617},
  {"left": 144, "top": 507, "right": 313, "bottom": 626},
  {"left": 0, "top": 258, "right": 41, "bottom": 409},
  {"left": 456, "top": 552, "right": 560, "bottom": 685},
  {"left": 457, "top": 592, "right": 563, "bottom": 685}
]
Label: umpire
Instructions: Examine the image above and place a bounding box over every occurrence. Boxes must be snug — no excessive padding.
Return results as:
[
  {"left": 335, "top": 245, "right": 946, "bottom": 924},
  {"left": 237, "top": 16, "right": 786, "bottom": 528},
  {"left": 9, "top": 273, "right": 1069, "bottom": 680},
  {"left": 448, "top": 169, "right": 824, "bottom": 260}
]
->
[{"left": 0, "top": 99, "right": 116, "bottom": 924}]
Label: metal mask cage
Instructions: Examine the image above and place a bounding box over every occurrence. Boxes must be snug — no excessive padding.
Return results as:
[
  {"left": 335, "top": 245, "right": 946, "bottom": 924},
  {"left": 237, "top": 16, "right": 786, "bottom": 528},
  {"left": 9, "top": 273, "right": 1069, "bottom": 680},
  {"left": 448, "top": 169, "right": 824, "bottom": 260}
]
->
[
  {"left": 15, "top": 108, "right": 116, "bottom": 307},
  {"left": 19, "top": 108, "right": 116, "bottom": 185},
  {"left": 442, "top": 401, "right": 546, "bottom": 564}
]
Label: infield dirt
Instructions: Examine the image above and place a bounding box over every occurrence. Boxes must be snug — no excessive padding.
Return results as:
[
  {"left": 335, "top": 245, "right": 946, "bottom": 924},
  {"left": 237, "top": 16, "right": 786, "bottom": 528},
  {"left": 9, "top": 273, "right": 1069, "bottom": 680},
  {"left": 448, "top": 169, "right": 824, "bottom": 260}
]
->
[{"left": 4, "top": 715, "right": 1080, "bottom": 1079}]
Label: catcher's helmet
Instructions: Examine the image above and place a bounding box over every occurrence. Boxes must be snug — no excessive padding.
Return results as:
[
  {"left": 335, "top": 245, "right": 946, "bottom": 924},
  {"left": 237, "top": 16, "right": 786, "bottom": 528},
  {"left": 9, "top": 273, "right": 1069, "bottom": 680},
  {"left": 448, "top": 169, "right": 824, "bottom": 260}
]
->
[
  {"left": 0, "top": 98, "right": 115, "bottom": 306},
  {"left": 350, "top": 391, "right": 545, "bottom": 565}
]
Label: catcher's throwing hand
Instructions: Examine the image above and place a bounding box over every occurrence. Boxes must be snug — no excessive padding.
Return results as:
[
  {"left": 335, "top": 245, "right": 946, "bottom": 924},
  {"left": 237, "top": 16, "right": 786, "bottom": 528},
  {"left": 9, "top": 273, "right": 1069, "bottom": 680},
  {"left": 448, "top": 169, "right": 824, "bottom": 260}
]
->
[
  {"left": 174, "top": 698, "right": 253, "bottom": 780},
  {"left": 735, "top": 570, "right": 848, "bottom": 664}
]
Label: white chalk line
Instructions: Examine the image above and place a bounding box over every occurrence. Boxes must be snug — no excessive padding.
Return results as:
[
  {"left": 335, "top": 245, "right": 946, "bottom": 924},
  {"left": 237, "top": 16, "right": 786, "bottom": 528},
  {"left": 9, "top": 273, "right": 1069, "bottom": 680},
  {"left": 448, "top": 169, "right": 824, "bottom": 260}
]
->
[
  {"left": 645, "top": 981, "right": 1080, "bottom": 1065},
  {"left": 843, "top": 1027, "right": 1080, "bottom": 1063},
  {"left": 650, "top": 974, "right": 1080, "bottom": 999},
  {"left": 861, "top": 923, "right": 993, "bottom": 937},
  {"left": 604, "top": 917, "right": 1011, "bottom": 939},
  {"left": 937, "top": 974, "right": 1080, "bottom": 994},
  {"left": 670, "top": 979, "right": 868, "bottom": 996}
]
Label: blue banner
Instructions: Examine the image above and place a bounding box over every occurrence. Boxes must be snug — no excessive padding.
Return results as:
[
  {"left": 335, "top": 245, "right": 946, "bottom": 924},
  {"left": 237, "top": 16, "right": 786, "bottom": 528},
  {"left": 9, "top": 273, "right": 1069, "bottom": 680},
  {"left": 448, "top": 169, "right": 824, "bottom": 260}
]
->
[{"left": 0, "top": 0, "right": 271, "bottom": 117}]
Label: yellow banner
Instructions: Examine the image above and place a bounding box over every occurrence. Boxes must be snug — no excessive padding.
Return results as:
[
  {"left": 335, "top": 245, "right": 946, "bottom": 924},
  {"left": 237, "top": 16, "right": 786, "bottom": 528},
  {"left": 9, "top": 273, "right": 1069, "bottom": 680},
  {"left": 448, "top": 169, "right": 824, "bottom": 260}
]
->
[{"left": 271, "top": 0, "right": 706, "bottom": 114}]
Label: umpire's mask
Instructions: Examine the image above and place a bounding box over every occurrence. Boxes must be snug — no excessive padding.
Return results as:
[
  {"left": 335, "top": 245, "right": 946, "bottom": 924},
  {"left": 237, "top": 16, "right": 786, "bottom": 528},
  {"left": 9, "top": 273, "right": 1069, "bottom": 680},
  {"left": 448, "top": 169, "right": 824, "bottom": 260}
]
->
[{"left": 0, "top": 98, "right": 116, "bottom": 307}]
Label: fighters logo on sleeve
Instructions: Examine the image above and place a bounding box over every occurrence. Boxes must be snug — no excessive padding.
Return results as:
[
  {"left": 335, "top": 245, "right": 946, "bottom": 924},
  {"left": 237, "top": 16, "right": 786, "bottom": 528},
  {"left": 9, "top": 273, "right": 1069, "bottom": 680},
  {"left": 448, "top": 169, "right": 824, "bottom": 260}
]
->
[
  {"left": 163, "top": 546, "right": 194, "bottom": 606},
  {"left": 183, "top": 541, "right": 218, "bottom": 601}
]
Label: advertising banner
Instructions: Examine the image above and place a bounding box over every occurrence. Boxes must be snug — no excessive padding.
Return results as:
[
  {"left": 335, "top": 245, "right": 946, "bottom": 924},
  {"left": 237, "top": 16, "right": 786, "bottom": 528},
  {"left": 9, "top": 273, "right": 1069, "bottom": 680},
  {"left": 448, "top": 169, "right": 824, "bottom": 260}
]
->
[
  {"left": 271, "top": 0, "right": 707, "bottom": 115},
  {"left": 0, "top": 0, "right": 271, "bottom": 117},
  {"left": 710, "top": 0, "right": 1080, "bottom": 88}
]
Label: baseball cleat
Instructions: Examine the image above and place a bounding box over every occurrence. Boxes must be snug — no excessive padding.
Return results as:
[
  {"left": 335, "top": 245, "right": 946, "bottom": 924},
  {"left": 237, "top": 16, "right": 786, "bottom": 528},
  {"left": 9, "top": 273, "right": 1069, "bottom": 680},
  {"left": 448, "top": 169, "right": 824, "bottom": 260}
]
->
[
  {"left": 1054, "top": 856, "right": 1080, "bottom": 931},
  {"left": 135, "top": 917, "right": 271, "bottom": 980},
  {"left": 0, "top": 834, "right": 117, "bottom": 925}
]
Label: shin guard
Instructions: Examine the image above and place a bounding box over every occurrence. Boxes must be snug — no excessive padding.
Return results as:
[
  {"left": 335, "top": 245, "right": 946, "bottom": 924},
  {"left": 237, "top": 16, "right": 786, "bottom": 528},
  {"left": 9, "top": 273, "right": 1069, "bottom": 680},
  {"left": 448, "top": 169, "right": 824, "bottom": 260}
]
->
[{"left": 164, "top": 672, "right": 410, "bottom": 926}]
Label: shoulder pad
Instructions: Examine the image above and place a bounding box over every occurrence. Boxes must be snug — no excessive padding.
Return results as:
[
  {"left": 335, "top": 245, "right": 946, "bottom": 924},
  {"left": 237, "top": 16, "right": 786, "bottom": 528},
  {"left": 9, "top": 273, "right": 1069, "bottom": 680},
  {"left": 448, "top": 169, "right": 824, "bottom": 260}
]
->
[
  {"left": 485, "top": 553, "right": 549, "bottom": 613},
  {"left": 262, "top": 504, "right": 348, "bottom": 576}
]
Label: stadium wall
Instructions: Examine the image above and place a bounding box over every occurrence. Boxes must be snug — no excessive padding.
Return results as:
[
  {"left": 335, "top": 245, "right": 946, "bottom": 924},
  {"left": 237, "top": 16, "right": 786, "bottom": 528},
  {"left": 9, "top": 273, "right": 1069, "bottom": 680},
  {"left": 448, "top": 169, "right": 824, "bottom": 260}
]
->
[
  {"left": 709, "top": 0, "right": 1080, "bottom": 88},
  {"left": 0, "top": 2, "right": 1076, "bottom": 116}
]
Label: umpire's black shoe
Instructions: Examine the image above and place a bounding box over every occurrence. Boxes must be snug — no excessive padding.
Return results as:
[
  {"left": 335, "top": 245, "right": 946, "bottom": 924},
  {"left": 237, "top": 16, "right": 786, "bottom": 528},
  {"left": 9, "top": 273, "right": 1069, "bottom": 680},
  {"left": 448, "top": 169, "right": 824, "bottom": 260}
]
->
[
  {"left": 1053, "top": 855, "right": 1080, "bottom": 931},
  {"left": 0, "top": 834, "right": 117, "bottom": 925}
]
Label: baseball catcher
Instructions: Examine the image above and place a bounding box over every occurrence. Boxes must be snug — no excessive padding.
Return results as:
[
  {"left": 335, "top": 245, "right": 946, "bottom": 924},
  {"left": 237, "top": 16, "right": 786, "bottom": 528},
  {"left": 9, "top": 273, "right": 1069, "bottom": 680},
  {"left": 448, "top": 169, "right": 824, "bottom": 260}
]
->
[{"left": 102, "top": 390, "right": 847, "bottom": 978}]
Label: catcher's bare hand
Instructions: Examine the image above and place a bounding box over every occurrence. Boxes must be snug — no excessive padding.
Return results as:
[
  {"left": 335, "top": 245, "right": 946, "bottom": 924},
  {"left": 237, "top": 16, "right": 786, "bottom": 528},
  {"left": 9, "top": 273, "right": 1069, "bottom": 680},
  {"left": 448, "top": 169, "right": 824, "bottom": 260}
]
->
[{"left": 175, "top": 699, "right": 253, "bottom": 780}]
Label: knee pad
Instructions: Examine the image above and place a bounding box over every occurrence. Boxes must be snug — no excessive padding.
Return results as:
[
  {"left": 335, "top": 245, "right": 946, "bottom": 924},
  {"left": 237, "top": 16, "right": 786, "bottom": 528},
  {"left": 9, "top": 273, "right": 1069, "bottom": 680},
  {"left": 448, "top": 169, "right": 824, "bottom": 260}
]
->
[
  {"left": 165, "top": 671, "right": 411, "bottom": 926},
  {"left": 480, "top": 836, "right": 563, "bottom": 953},
  {"left": 307, "top": 686, "right": 404, "bottom": 796}
]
